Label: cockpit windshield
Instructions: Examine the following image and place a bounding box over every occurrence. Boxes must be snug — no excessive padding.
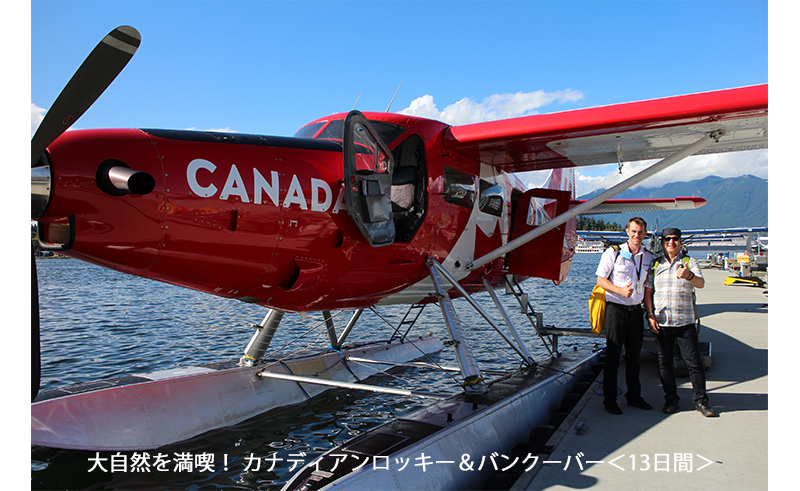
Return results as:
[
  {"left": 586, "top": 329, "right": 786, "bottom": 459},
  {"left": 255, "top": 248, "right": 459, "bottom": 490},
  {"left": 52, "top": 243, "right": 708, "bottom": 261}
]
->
[
  {"left": 293, "top": 122, "right": 325, "bottom": 139},
  {"left": 294, "top": 120, "right": 407, "bottom": 147}
]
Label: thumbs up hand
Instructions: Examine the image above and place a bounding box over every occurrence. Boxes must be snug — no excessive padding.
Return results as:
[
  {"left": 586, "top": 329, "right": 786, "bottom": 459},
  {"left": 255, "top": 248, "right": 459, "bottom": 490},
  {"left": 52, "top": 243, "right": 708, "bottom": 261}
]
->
[{"left": 619, "top": 280, "right": 634, "bottom": 298}]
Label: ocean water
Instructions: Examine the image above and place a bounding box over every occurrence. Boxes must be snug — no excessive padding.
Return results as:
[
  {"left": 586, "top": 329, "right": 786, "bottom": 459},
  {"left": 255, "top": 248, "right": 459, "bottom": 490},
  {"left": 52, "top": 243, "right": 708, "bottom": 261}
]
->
[{"left": 32, "top": 254, "right": 607, "bottom": 490}]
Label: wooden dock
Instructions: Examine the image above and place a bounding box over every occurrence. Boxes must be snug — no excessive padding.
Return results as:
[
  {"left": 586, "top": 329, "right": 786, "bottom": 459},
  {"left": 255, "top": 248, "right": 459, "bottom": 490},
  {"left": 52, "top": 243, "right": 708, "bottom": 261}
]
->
[{"left": 515, "top": 268, "right": 769, "bottom": 490}]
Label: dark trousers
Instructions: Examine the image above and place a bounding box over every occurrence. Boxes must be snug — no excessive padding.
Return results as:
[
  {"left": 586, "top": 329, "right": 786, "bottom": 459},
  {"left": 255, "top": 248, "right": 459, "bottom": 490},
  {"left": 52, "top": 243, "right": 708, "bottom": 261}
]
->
[
  {"left": 603, "top": 302, "right": 644, "bottom": 403},
  {"left": 655, "top": 324, "right": 708, "bottom": 404}
]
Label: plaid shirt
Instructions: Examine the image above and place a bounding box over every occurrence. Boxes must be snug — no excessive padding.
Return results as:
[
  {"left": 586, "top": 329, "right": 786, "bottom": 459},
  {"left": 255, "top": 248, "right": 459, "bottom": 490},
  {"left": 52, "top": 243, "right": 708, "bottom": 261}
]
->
[{"left": 648, "top": 251, "right": 702, "bottom": 327}]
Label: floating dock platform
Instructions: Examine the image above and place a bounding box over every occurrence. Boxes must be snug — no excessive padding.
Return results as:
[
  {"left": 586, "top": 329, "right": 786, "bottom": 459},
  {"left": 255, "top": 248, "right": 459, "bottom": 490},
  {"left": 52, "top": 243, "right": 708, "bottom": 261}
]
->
[{"left": 514, "top": 267, "right": 768, "bottom": 490}]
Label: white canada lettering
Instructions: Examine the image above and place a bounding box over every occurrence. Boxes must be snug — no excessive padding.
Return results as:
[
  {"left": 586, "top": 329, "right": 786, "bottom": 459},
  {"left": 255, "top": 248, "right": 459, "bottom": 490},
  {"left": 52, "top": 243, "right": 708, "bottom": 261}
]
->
[
  {"left": 310, "top": 178, "right": 331, "bottom": 212},
  {"left": 187, "top": 158, "right": 335, "bottom": 213},
  {"left": 332, "top": 185, "right": 347, "bottom": 214},
  {"left": 220, "top": 164, "right": 249, "bottom": 203},
  {"left": 253, "top": 168, "right": 279, "bottom": 206},
  {"left": 187, "top": 159, "right": 217, "bottom": 197},
  {"left": 283, "top": 175, "right": 307, "bottom": 210}
]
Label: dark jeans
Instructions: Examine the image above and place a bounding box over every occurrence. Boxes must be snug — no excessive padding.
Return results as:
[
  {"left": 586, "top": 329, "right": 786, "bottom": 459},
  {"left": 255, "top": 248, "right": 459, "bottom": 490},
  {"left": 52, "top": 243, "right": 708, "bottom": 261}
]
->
[
  {"left": 603, "top": 302, "right": 644, "bottom": 403},
  {"left": 655, "top": 324, "right": 708, "bottom": 404}
]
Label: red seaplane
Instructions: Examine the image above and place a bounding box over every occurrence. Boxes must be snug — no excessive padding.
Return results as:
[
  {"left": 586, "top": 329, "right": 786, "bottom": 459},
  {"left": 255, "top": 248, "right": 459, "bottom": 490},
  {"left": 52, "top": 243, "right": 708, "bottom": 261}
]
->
[{"left": 32, "top": 27, "right": 767, "bottom": 457}]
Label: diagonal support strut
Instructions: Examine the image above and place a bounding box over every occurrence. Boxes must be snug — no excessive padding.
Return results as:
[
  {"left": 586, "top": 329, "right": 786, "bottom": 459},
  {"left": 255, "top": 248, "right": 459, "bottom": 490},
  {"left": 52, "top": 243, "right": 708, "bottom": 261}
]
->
[
  {"left": 468, "top": 130, "right": 725, "bottom": 270},
  {"left": 427, "top": 257, "right": 488, "bottom": 396}
]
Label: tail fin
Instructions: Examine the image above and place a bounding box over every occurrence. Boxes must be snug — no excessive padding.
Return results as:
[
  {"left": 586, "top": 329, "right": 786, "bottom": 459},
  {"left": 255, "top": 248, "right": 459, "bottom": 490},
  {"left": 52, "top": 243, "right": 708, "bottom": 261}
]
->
[
  {"left": 544, "top": 167, "right": 576, "bottom": 199},
  {"left": 507, "top": 167, "right": 577, "bottom": 284}
]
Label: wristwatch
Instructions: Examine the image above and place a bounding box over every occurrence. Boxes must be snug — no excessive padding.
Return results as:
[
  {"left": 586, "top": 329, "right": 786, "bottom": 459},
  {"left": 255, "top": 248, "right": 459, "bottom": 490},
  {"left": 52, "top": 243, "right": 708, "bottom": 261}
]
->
[{"left": 646, "top": 312, "right": 655, "bottom": 319}]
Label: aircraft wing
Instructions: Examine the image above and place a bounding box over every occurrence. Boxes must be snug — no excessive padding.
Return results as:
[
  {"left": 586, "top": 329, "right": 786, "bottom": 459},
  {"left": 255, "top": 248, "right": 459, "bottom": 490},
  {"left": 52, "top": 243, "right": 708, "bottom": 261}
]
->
[
  {"left": 573, "top": 197, "right": 707, "bottom": 215},
  {"left": 443, "top": 84, "right": 767, "bottom": 173},
  {"left": 680, "top": 226, "right": 768, "bottom": 235},
  {"left": 579, "top": 226, "right": 768, "bottom": 243},
  {"left": 679, "top": 227, "right": 768, "bottom": 245}
]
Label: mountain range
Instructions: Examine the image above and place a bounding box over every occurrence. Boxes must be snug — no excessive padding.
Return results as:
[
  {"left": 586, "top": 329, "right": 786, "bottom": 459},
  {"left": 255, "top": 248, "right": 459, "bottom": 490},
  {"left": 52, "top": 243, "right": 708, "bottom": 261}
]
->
[{"left": 578, "top": 174, "right": 767, "bottom": 230}]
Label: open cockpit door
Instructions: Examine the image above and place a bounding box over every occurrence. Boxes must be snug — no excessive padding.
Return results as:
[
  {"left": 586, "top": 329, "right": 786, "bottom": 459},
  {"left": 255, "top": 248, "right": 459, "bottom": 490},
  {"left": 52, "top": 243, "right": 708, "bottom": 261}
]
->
[
  {"left": 343, "top": 111, "right": 396, "bottom": 247},
  {"left": 506, "top": 188, "right": 572, "bottom": 282}
]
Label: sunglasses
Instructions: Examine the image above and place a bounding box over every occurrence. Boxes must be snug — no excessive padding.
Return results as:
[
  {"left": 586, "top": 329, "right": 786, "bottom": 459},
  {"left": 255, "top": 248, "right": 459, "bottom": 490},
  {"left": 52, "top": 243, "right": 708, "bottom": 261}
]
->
[{"left": 663, "top": 236, "right": 681, "bottom": 243}]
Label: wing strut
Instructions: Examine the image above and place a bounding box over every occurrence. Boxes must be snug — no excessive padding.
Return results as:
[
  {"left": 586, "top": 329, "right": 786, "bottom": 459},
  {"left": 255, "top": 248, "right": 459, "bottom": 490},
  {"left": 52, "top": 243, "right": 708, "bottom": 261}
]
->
[{"left": 468, "top": 130, "right": 726, "bottom": 271}]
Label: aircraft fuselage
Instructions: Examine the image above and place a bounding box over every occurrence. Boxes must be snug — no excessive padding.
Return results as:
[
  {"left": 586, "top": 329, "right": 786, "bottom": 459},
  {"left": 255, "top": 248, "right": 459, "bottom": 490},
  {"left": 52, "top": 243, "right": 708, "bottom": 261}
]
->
[{"left": 36, "top": 112, "right": 565, "bottom": 313}]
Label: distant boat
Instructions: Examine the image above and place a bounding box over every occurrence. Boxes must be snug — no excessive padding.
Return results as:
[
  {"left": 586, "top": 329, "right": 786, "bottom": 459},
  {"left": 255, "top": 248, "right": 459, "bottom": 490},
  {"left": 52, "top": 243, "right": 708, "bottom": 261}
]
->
[{"left": 576, "top": 239, "right": 604, "bottom": 253}]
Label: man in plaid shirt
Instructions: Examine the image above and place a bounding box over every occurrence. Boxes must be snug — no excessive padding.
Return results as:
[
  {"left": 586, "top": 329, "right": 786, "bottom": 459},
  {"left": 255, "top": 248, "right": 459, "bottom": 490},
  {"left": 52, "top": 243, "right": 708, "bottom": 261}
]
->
[{"left": 644, "top": 227, "right": 716, "bottom": 417}]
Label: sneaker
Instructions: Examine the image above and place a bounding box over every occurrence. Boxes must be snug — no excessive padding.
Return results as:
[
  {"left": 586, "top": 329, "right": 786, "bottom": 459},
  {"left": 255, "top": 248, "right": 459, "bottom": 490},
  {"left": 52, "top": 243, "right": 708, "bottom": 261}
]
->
[
  {"left": 604, "top": 402, "right": 623, "bottom": 415},
  {"left": 662, "top": 400, "right": 680, "bottom": 414},
  {"left": 627, "top": 397, "right": 653, "bottom": 410},
  {"left": 695, "top": 400, "right": 717, "bottom": 417}
]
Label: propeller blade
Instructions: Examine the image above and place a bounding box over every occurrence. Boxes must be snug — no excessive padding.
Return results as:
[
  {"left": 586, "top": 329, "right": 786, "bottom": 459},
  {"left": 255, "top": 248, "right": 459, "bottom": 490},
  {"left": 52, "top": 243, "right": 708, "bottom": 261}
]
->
[
  {"left": 31, "top": 26, "right": 140, "bottom": 400},
  {"left": 31, "top": 26, "right": 141, "bottom": 166},
  {"left": 32, "top": 252, "right": 40, "bottom": 401}
]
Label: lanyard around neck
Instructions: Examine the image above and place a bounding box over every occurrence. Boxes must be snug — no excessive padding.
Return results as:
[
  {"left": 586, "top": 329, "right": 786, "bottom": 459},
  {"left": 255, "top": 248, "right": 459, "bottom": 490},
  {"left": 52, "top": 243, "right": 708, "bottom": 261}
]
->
[{"left": 620, "top": 246, "right": 643, "bottom": 281}]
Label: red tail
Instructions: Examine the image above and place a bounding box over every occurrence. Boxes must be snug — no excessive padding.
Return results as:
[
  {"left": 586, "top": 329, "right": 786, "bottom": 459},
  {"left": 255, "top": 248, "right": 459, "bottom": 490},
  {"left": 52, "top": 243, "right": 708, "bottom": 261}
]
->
[{"left": 506, "top": 168, "right": 577, "bottom": 284}]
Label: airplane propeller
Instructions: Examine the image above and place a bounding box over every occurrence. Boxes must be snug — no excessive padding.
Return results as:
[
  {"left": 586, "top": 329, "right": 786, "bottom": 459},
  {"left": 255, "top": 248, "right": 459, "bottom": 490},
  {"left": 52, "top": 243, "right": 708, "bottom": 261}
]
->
[
  {"left": 31, "top": 26, "right": 141, "bottom": 166},
  {"left": 650, "top": 218, "right": 664, "bottom": 257},
  {"left": 31, "top": 26, "right": 141, "bottom": 401}
]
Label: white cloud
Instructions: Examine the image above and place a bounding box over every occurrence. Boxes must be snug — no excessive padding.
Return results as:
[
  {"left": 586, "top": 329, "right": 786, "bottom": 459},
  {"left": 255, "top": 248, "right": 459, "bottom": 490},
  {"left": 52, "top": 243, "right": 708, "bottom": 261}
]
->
[
  {"left": 514, "top": 169, "right": 551, "bottom": 189},
  {"left": 399, "top": 89, "right": 766, "bottom": 194},
  {"left": 400, "top": 95, "right": 441, "bottom": 120},
  {"left": 31, "top": 103, "right": 45, "bottom": 136},
  {"left": 399, "top": 89, "right": 584, "bottom": 125},
  {"left": 574, "top": 149, "right": 768, "bottom": 196},
  {"left": 399, "top": 89, "right": 767, "bottom": 194}
]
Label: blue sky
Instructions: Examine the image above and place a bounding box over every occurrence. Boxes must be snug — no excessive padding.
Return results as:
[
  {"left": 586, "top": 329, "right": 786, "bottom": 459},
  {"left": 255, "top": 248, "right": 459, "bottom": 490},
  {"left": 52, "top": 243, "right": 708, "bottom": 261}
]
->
[{"left": 28, "top": 0, "right": 768, "bottom": 196}]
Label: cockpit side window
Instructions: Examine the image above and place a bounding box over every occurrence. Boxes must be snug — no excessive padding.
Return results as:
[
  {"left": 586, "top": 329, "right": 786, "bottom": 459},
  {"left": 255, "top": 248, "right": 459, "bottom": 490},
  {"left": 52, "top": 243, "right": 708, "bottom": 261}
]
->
[
  {"left": 316, "top": 121, "right": 344, "bottom": 140},
  {"left": 372, "top": 122, "right": 407, "bottom": 146},
  {"left": 478, "top": 179, "right": 504, "bottom": 217},
  {"left": 295, "top": 120, "right": 407, "bottom": 147},
  {"left": 444, "top": 166, "right": 476, "bottom": 209}
]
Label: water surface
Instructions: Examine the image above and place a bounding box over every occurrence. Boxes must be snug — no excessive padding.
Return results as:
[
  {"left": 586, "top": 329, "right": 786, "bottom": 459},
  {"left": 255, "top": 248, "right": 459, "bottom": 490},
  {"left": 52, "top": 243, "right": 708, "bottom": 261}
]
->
[{"left": 32, "top": 254, "right": 606, "bottom": 490}]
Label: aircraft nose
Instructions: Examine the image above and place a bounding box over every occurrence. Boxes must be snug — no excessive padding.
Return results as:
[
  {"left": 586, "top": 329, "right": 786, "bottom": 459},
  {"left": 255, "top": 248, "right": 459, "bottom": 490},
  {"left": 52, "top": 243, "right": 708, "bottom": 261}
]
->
[{"left": 31, "top": 159, "right": 52, "bottom": 220}]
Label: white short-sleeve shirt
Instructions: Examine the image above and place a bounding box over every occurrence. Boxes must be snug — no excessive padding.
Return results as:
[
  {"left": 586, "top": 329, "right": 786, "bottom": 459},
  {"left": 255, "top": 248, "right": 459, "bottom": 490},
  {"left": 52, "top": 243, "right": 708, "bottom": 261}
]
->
[{"left": 595, "top": 242, "right": 654, "bottom": 306}]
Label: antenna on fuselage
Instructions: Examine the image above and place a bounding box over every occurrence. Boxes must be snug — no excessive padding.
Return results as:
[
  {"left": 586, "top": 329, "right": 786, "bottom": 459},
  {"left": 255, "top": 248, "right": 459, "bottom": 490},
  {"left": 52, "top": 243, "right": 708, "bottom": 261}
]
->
[
  {"left": 386, "top": 81, "right": 403, "bottom": 112},
  {"left": 353, "top": 91, "right": 363, "bottom": 110}
]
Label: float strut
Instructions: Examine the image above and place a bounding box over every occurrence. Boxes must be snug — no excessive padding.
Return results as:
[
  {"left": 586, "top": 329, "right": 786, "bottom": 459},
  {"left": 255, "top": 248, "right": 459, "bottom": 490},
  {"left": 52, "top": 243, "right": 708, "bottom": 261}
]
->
[
  {"left": 336, "top": 309, "right": 363, "bottom": 347},
  {"left": 430, "top": 259, "right": 535, "bottom": 367},
  {"left": 323, "top": 311, "right": 339, "bottom": 349},
  {"left": 239, "top": 309, "right": 285, "bottom": 366},
  {"left": 427, "top": 257, "right": 488, "bottom": 396},
  {"left": 482, "top": 276, "right": 536, "bottom": 367}
]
